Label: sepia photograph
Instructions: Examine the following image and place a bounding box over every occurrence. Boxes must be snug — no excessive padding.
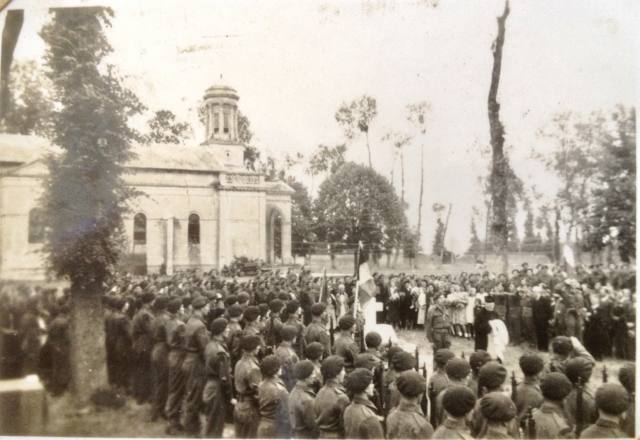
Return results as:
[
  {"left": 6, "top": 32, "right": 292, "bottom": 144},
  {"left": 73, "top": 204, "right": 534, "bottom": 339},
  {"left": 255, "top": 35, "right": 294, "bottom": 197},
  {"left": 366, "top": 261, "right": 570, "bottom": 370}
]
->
[{"left": 0, "top": 0, "right": 636, "bottom": 438}]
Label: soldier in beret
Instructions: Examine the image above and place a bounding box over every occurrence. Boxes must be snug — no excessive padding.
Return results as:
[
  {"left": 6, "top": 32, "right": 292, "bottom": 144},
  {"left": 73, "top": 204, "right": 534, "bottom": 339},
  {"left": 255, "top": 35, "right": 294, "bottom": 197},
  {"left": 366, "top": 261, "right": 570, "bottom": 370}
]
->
[
  {"left": 150, "top": 296, "right": 171, "bottom": 420},
  {"left": 303, "top": 303, "right": 331, "bottom": 358},
  {"left": 343, "top": 368, "right": 384, "bottom": 439},
  {"left": 515, "top": 353, "right": 544, "bottom": 422},
  {"left": 547, "top": 336, "right": 595, "bottom": 375},
  {"left": 314, "top": 355, "right": 349, "bottom": 438},
  {"left": 429, "top": 349, "right": 455, "bottom": 400},
  {"left": 388, "top": 351, "right": 416, "bottom": 409},
  {"left": 234, "top": 334, "right": 262, "bottom": 438},
  {"left": 289, "top": 360, "right": 320, "bottom": 438},
  {"left": 618, "top": 363, "right": 635, "bottom": 438},
  {"left": 532, "top": 372, "right": 573, "bottom": 439},
  {"left": 563, "top": 357, "right": 597, "bottom": 429},
  {"left": 471, "top": 361, "right": 519, "bottom": 438},
  {"left": 364, "top": 331, "right": 383, "bottom": 365},
  {"left": 478, "top": 392, "right": 517, "bottom": 439},
  {"left": 257, "top": 355, "right": 291, "bottom": 438},
  {"left": 387, "top": 370, "right": 434, "bottom": 439},
  {"left": 284, "top": 300, "right": 305, "bottom": 357},
  {"left": 334, "top": 315, "right": 359, "bottom": 372},
  {"left": 243, "top": 305, "right": 264, "bottom": 344},
  {"left": 304, "top": 341, "right": 325, "bottom": 393},
  {"left": 131, "top": 290, "right": 156, "bottom": 403},
  {"left": 202, "top": 317, "right": 232, "bottom": 438},
  {"left": 433, "top": 385, "right": 476, "bottom": 439},
  {"left": 276, "top": 324, "right": 300, "bottom": 391},
  {"left": 580, "top": 383, "right": 630, "bottom": 438},
  {"left": 467, "top": 350, "right": 491, "bottom": 397},
  {"left": 426, "top": 293, "right": 453, "bottom": 350},
  {"left": 164, "top": 298, "right": 186, "bottom": 435},
  {"left": 180, "top": 296, "right": 210, "bottom": 435},
  {"left": 226, "top": 304, "right": 244, "bottom": 367},
  {"left": 436, "top": 357, "right": 472, "bottom": 425},
  {"left": 264, "top": 299, "right": 284, "bottom": 348}
]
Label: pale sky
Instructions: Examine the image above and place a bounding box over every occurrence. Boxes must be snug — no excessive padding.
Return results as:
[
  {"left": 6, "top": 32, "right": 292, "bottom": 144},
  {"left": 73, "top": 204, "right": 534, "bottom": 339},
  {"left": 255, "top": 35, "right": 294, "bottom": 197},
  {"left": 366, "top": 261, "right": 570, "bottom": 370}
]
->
[{"left": 4, "top": 0, "right": 637, "bottom": 253}]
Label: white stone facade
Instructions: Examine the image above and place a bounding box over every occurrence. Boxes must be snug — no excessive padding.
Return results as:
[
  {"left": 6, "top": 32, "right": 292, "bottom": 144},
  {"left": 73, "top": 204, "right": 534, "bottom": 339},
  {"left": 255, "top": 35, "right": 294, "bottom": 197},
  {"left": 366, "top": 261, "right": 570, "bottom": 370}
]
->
[{"left": 0, "top": 85, "right": 293, "bottom": 280}]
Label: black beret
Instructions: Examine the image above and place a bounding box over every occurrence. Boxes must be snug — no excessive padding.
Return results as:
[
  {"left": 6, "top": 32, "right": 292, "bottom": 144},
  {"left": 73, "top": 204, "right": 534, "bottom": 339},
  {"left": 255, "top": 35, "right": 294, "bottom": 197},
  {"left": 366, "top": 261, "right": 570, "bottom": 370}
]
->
[
  {"left": 519, "top": 353, "right": 544, "bottom": 376},
  {"left": 286, "top": 300, "right": 300, "bottom": 314},
  {"left": 141, "top": 291, "right": 156, "bottom": 304},
  {"left": 595, "top": 383, "right": 630, "bottom": 415},
  {"left": 210, "top": 318, "right": 228, "bottom": 336},
  {"left": 551, "top": 336, "right": 573, "bottom": 356},
  {"left": 446, "top": 358, "right": 471, "bottom": 380},
  {"left": 345, "top": 368, "right": 373, "bottom": 393},
  {"left": 304, "top": 342, "right": 324, "bottom": 360},
  {"left": 260, "top": 354, "right": 281, "bottom": 378},
  {"left": 237, "top": 292, "right": 250, "bottom": 303},
  {"left": 311, "top": 303, "right": 326, "bottom": 316},
  {"left": 354, "top": 353, "right": 378, "bottom": 371},
  {"left": 278, "top": 292, "right": 290, "bottom": 301},
  {"left": 434, "top": 349, "right": 455, "bottom": 367},
  {"left": 243, "top": 305, "right": 260, "bottom": 322},
  {"left": 192, "top": 296, "right": 208, "bottom": 309},
  {"left": 387, "top": 346, "right": 404, "bottom": 366},
  {"left": 294, "top": 360, "right": 315, "bottom": 380},
  {"left": 480, "top": 392, "right": 517, "bottom": 422},
  {"left": 321, "top": 355, "right": 344, "bottom": 380},
  {"left": 540, "top": 372, "right": 572, "bottom": 401},
  {"left": 167, "top": 298, "right": 182, "bottom": 314},
  {"left": 478, "top": 361, "right": 507, "bottom": 390},
  {"left": 618, "top": 363, "right": 635, "bottom": 393},
  {"left": 393, "top": 351, "right": 415, "bottom": 372},
  {"left": 339, "top": 315, "right": 356, "bottom": 331},
  {"left": 396, "top": 370, "right": 426, "bottom": 398},
  {"left": 258, "top": 303, "right": 269, "bottom": 315},
  {"left": 240, "top": 334, "right": 261, "bottom": 352},
  {"left": 365, "top": 332, "right": 382, "bottom": 349},
  {"left": 564, "top": 357, "right": 594, "bottom": 384},
  {"left": 228, "top": 304, "right": 243, "bottom": 318},
  {"left": 269, "top": 299, "right": 284, "bottom": 313},
  {"left": 224, "top": 295, "right": 238, "bottom": 307},
  {"left": 443, "top": 385, "right": 477, "bottom": 417},
  {"left": 280, "top": 325, "right": 298, "bottom": 341},
  {"left": 154, "top": 295, "right": 170, "bottom": 310},
  {"left": 469, "top": 350, "right": 492, "bottom": 371}
]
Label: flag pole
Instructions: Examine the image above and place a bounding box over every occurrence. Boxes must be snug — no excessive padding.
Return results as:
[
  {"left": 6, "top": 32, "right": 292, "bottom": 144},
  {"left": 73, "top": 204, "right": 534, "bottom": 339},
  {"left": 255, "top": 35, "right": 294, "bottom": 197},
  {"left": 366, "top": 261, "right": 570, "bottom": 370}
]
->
[{"left": 353, "top": 242, "right": 360, "bottom": 318}]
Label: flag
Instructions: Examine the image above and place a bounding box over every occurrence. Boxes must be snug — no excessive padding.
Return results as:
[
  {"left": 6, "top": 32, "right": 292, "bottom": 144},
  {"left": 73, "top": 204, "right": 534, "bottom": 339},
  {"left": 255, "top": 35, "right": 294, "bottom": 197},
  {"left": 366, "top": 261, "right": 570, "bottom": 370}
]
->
[
  {"left": 355, "top": 242, "right": 376, "bottom": 305},
  {"left": 319, "top": 267, "right": 328, "bottom": 304}
]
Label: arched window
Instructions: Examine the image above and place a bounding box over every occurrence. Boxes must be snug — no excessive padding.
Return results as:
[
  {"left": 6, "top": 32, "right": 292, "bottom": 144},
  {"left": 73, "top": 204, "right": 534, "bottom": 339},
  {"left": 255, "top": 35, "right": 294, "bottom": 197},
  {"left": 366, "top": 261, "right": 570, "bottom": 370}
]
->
[
  {"left": 133, "top": 213, "right": 146, "bottom": 244},
  {"left": 28, "top": 208, "right": 45, "bottom": 243},
  {"left": 188, "top": 214, "right": 200, "bottom": 245}
]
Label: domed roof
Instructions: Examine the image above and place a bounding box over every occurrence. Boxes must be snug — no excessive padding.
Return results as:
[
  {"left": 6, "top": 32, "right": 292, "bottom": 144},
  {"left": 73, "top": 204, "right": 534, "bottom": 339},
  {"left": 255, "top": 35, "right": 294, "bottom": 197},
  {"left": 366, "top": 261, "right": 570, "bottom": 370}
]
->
[{"left": 204, "top": 83, "right": 239, "bottom": 101}]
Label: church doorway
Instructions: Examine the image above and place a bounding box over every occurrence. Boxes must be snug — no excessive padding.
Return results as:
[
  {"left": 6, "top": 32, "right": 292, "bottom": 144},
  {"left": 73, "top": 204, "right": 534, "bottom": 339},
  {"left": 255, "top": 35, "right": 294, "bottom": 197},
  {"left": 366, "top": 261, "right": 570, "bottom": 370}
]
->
[{"left": 267, "top": 209, "right": 283, "bottom": 264}]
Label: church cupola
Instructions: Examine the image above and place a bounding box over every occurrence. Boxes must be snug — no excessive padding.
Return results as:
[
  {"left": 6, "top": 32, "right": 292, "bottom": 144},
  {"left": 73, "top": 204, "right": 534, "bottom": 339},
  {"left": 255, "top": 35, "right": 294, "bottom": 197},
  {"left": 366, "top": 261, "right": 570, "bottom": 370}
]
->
[{"left": 203, "top": 84, "right": 240, "bottom": 143}]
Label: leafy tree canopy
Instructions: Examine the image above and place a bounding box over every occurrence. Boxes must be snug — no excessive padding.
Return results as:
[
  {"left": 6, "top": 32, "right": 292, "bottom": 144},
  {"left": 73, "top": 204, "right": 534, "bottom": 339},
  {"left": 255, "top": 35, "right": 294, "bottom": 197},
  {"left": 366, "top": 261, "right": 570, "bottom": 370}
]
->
[{"left": 143, "top": 109, "right": 191, "bottom": 144}]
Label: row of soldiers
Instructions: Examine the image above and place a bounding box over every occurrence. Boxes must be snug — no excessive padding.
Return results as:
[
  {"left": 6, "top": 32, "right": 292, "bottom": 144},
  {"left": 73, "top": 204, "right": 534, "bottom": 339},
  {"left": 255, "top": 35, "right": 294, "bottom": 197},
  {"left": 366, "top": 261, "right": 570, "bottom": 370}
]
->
[{"left": 103, "top": 274, "right": 635, "bottom": 439}]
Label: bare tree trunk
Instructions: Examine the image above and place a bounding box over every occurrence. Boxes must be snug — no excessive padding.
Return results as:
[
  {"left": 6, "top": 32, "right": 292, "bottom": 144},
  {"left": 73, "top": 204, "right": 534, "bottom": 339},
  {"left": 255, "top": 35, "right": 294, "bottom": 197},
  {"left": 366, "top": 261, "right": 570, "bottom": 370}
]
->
[
  {"left": 441, "top": 204, "right": 453, "bottom": 262},
  {"left": 365, "top": 130, "right": 372, "bottom": 168},
  {"left": 417, "top": 144, "right": 425, "bottom": 239},
  {"left": 69, "top": 287, "right": 107, "bottom": 406},
  {"left": 400, "top": 149, "right": 405, "bottom": 205},
  {"left": 554, "top": 204, "right": 561, "bottom": 263},
  {"left": 487, "top": 0, "right": 511, "bottom": 274}
]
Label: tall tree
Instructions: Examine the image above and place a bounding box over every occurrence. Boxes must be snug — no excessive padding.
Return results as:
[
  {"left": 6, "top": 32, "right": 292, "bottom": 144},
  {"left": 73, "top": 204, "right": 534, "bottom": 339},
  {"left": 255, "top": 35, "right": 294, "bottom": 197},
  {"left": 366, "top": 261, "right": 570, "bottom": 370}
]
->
[
  {"left": 468, "top": 217, "right": 482, "bottom": 255},
  {"left": 382, "top": 131, "right": 411, "bottom": 206},
  {"left": 39, "top": 7, "right": 144, "bottom": 403},
  {"left": 0, "top": 60, "right": 53, "bottom": 136},
  {"left": 143, "top": 109, "right": 191, "bottom": 144},
  {"left": 335, "top": 95, "right": 377, "bottom": 168},
  {"left": 289, "top": 179, "right": 316, "bottom": 257},
  {"left": 432, "top": 218, "right": 446, "bottom": 257},
  {"left": 487, "top": 0, "right": 512, "bottom": 273},
  {"left": 407, "top": 101, "right": 430, "bottom": 241},
  {"left": 306, "top": 143, "right": 347, "bottom": 177}
]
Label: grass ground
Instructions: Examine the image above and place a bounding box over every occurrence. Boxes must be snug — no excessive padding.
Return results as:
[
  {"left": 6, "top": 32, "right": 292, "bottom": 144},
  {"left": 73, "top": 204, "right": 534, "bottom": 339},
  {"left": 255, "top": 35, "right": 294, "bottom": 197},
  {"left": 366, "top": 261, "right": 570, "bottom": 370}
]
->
[{"left": 41, "top": 330, "right": 627, "bottom": 437}]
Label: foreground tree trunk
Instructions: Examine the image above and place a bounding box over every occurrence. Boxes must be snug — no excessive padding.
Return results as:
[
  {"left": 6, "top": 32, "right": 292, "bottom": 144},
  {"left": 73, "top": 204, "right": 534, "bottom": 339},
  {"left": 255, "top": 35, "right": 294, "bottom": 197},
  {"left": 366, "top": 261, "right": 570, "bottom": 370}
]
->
[
  {"left": 69, "top": 288, "right": 107, "bottom": 405},
  {"left": 488, "top": 0, "right": 510, "bottom": 274},
  {"left": 417, "top": 144, "right": 425, "bottom": 239}
]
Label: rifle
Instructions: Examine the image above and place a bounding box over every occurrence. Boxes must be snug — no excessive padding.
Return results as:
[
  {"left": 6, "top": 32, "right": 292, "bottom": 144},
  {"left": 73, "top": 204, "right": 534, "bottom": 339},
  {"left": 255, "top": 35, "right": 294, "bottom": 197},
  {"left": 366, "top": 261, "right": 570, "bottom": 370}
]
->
[
  {"left": 511, "top": 370, "right": 518, "bottom": 402},
  {"left": 359, "top": 323, "right": 366, "bottom": 353},
  {"left": 414, "top": 347, "right": 420, "bottom": 371},
  {"left": 526, "top": 406, "right": 536, "bottom": 439},
  {"left": 387, "top": 339, "right": 393, "bottom": 369},
  {"left": 428, "top": 381, "right": 437, "bottom": 427},
  {"left": 329, "top": 317, "right": 335, "bottom": 354},
  {"left": 421, "top": 363, "right": 428, "bottom": 416},
  {"left": 602, "top": 364, "right": 608, "bottom": 383},
  {"left": 374, "top": 364, "right": 386, "bottom": 432},
  {"left": 575, "top": 376, "right": 584, "bottom": 437}
]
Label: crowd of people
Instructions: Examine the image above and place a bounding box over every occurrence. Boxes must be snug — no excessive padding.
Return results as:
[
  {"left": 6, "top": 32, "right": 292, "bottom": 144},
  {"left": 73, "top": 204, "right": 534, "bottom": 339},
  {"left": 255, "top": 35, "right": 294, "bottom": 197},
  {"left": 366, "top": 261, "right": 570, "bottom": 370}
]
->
[{"left": 0, "top": 261, "right": 635, "bottom": 439}]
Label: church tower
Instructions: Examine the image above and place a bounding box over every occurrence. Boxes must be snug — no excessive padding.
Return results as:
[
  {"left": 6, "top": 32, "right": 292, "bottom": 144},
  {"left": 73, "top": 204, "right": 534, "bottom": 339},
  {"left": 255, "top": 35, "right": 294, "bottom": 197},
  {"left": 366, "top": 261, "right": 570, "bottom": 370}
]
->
[{"left": 202, "top": 83, "right": 245, "bottom": 168}]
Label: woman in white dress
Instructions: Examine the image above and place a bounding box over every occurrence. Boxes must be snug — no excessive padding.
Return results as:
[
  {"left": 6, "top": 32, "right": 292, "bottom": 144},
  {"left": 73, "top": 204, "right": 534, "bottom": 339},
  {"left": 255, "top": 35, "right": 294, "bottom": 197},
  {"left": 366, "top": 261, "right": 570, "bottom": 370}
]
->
[{"left": 416, "top": 280, "right": 427, "bottom": 327}]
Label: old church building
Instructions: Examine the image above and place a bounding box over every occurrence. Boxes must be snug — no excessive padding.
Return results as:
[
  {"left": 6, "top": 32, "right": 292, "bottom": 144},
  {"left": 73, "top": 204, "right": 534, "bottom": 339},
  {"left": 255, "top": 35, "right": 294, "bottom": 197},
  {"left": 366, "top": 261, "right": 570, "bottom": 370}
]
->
[{"left": 0, "top": 84, "right": 293, "bottom": 280}]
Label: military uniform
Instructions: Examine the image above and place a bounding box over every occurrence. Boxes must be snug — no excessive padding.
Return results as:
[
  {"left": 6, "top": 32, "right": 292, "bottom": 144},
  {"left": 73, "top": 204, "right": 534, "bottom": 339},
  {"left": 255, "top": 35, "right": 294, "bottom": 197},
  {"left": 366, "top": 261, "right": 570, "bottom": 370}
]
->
[
  {"left": 131, "top": 304, "right": 155, "bottom": 403},
  {"left": 314, "top": 378, "right": 350, "bottom": 438},
  {"left": 426, "top": 304, "right": 452, "bottom": 350},
  {"left": 234, "top": 353, "right": 262, "bottom": 438},
  {"left": 257, "top": 376, "right": 290, "bottom": 438},
  {"left": 289, "top": 382, "right": 319, "bottom": 438},
  {"left": 150, "top": 309, "right": 171, "bottom": 420},
  {"left": 110, "top": 308, "right": 132, "bottom": 391},
  {"left": 515, "top": 378, "right": 543, "bottom": 422},
  {"left": 180, "top": 314, "right": 209, "bottom": 434},
  {"left": 428, "top": 370, "right": 449, "bottom": 421},
  {"left": 532, "top": 401, "right": 572, "bottom": 439},
  {"left": 304, "top": 319, "right": 331, "bottom": 357},
  {"left": 387, "top": 401, "right": 434, "bottom": 439},
  {"left": 432, "top": 417, "right": 474, "bottom": 439},
  {"left": 202, "top": 338, "right": 232, "bottom": 437},
  {"left": 470, "top": 398, "right": 520, "bottom": 438},
  {"left": 564, "top": 386, "right": 598, "bottom": 429},
  {"left": 164, "top": 316, "right": 186, "bottom": 432},
  {"left": 343, "top": 395, "right": 384, "bottom": 439},
  {"left": 580, "top": 418, "right": 627, "bottom": 439},
  {"left": 333, "top": 333, "right": 359, "bottom": 372}
]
